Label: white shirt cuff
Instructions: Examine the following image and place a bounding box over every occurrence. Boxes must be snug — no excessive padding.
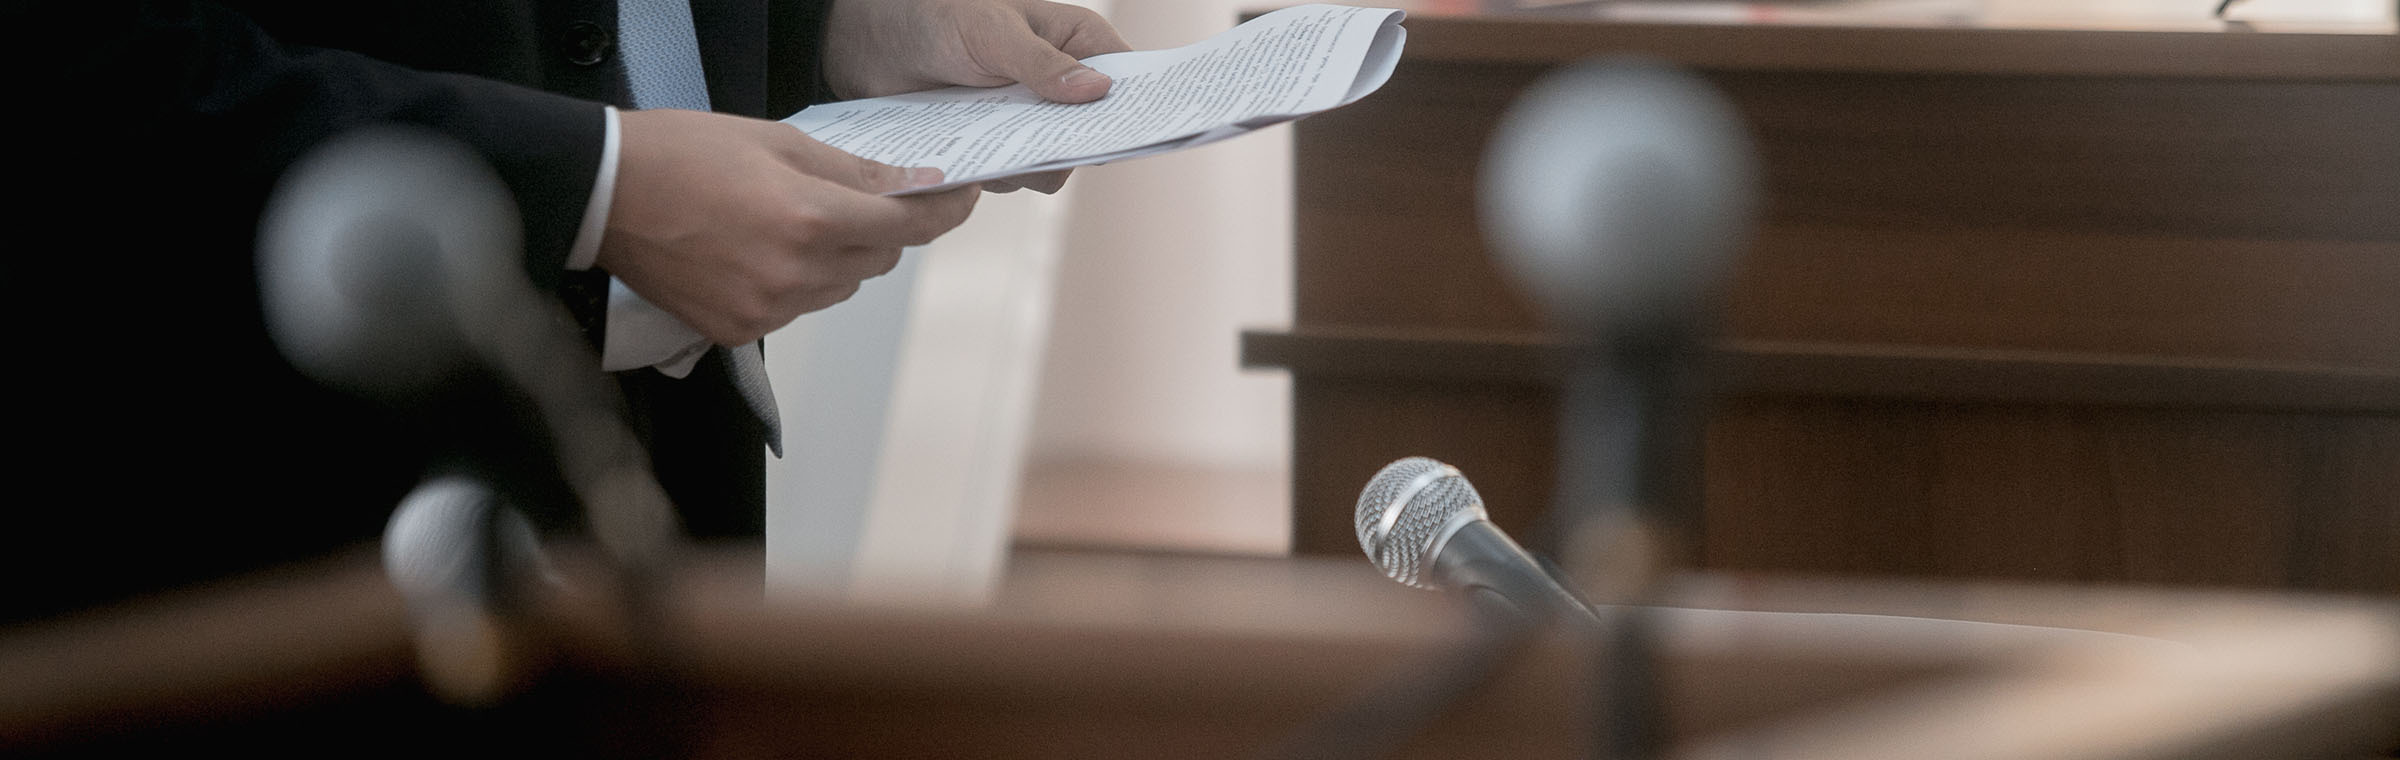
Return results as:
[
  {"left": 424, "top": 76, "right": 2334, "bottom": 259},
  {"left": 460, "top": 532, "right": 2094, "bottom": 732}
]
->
[
  {"left": 601, "top": 279, "right": 714, "bottom": 377},
  {"left": 572, "top": 106, "right": 717, "bottom": 377},
  {"left": 567, "top": 106, "right": 620, "bottom": 272}
]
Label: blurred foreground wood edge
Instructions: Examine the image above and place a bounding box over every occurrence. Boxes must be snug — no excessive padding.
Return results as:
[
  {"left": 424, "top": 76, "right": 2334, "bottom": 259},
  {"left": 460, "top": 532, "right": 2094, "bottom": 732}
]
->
[{"left": 3, "top": 546, "right": 2395, "bottom": 759}]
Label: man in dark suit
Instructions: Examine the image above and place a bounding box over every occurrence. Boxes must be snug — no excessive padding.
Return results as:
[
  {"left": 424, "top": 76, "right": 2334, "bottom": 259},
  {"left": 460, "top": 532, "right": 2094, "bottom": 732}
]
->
[{"left": 1, "top": 0, "right": 1127, "bottom": 623}]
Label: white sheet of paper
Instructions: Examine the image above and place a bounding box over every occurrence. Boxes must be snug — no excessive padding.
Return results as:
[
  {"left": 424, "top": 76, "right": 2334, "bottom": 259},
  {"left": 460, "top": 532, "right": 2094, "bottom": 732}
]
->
[{"left": 782, "top": 4, "right": 1407, "bottom": 194}]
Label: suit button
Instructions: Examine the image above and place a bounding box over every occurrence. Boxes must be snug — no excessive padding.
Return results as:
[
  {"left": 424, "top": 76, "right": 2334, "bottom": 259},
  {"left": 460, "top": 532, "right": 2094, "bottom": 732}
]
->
[{"left": 563, "top": 20, "right": 612, "bottom": 66}]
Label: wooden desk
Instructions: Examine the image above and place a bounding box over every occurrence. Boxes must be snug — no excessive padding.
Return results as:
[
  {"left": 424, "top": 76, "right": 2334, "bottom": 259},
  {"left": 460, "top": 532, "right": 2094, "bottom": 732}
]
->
[
  {"left": 1244, "top": 0, "right": 2400, "bottom": 591},
  {"left": 6, "top": 548, "right": 2397, "bottom": 758}
]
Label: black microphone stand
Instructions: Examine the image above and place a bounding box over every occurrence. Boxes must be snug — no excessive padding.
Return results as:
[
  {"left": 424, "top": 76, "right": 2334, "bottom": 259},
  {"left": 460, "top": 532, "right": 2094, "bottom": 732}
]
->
[{"left": 1551, "top": 325, "right": 1713, "bottom": 760}]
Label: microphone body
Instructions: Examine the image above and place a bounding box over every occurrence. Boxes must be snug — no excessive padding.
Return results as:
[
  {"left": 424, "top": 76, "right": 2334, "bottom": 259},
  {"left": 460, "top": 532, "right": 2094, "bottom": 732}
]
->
[{"left": 1434, "top": 519, "right": 1597, "bottom": 627}]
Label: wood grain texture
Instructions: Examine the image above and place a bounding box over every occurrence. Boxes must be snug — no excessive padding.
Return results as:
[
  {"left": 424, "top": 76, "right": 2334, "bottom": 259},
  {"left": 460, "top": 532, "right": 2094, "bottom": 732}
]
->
[
  {"left": 15, "top": 549, "right": 2395, "bottom": 759},
  {"left": 1256, "top": 324, "right": 2400, "bottom": 591},
  {"left": 1244, "top": 328, "right": 2400, "bottom": 413},
  {"left": 1701, "top": 401, "right": 2400, "bottom": 591},
  {"left": 1279, "top": 10, "right": 2400, "bottom": 592},
  {"left": 1397, "top": 14, "right": 2400, "bottom": 80},
  {"left": 1295, "top": 65, "right": 2400, "bottom": 363},
  {"left": 1292, "top": 379, "right": 2400, "bottom": 593}
]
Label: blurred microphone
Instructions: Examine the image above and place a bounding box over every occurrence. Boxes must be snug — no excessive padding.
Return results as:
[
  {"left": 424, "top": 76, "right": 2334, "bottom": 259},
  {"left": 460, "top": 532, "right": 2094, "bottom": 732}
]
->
[
  {"left": 257, "top": 127, "right": 684, "bottom": 702},
  {"left": 1355, "top": 457, "right": 1596, "bottom": 628},
  {"left": 1480, "top": 58, "right": 1755, "bottom": 341},
  {"left": 257, "top": 126, "right": 521, "bottom": 406},
  {"left": 258, "top": 126, "right": 679, "bottom": 569},
  {"left": 1479, "top": 57, "right": 1758, "bottom": 588},
  {"left": 381, "top": 475, "right": 556, "bottom": 705},
  {"left": 1479, "top": 59, "right": 1759, "bottom": 760}
]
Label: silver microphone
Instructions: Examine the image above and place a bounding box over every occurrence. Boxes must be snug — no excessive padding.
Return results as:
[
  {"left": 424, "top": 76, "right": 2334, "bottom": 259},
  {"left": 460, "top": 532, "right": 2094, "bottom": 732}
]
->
[{"left": 1355, "top": 457, "right": 1595, "bottom": 626}]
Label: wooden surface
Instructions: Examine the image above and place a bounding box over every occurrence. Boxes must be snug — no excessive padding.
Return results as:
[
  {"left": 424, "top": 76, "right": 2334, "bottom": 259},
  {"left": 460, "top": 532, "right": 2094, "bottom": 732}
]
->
[
  {"left": 1392, "top": 3, "right": 2398, "bottom": 78},
  {"left": 1255, "top": 1, "right": 2400, "bottom": 591},
  {"left": 4, "top": 547, "right": 2396, "bottom": 759},
  {"left": 1245, "top": 329, "right": 2400, "bottom": 413}
]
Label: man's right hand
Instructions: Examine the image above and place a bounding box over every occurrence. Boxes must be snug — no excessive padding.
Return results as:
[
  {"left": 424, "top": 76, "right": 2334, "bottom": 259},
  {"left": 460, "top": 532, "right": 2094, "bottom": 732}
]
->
[{"left": 598, "top": 108, "right": 979, "bottom": 347}]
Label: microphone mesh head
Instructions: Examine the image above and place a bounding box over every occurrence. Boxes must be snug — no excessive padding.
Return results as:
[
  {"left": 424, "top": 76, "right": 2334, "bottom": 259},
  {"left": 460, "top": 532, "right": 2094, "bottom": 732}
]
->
[{"left": 1354, "top": 457, "right": 1488, "bottom": 589}]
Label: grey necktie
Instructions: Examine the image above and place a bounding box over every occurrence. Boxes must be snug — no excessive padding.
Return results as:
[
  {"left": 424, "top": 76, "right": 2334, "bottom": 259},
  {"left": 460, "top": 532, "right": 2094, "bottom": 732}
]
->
[
  {"left": 618, "top": 0, "right": 713, "bottom": 112},
  {"left": 617, "top": 0, "right": 784, "bottom": 456}
]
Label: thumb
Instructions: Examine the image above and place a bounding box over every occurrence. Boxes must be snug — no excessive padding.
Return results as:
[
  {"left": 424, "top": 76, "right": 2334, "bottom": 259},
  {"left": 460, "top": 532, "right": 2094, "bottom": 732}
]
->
[
  {"left": 787, "top": 135, "right": 944, "bottom": 194},
  {"left": 981, "top": 23, "right": 1113, "bottom": 104}
]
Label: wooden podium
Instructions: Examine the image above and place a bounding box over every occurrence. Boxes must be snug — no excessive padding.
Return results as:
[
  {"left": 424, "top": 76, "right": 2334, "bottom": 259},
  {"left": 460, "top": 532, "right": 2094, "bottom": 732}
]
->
[
  {"left": 4, "top": 547, "right": 2396, "bottom": 759},
  {"left": 1241, "top": 0, "right": 2400, "bottom": 592}
]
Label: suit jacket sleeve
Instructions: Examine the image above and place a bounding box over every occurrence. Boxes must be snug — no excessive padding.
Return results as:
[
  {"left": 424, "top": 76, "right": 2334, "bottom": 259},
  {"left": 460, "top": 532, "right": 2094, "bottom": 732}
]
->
[{"left": 18, "top": 0, "right": 610, "bottom": 288}]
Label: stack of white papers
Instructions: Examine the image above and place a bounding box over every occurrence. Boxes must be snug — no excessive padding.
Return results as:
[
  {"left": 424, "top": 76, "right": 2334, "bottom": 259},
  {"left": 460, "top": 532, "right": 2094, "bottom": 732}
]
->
[{"left": 783, "top": 4, "right": 1408, "bottom": 194}]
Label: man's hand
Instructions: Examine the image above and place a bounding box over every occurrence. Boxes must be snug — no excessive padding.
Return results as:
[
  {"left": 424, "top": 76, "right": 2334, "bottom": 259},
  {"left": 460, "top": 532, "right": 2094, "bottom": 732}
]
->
[
  {"left": 598, "top": 109, "right": 979, "bottom": 346},
  {"left": 823, "top": 0, "right": 1131, "bottom": 102},
  {"left": 822, "top": 0, "right": 1133, "bottom": 193}
]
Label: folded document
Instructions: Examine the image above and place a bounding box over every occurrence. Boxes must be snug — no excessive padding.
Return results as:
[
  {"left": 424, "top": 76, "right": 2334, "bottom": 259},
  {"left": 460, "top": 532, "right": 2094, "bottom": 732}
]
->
[{"left": 783, "top": 4, "right": 1408, "bottom": 194}]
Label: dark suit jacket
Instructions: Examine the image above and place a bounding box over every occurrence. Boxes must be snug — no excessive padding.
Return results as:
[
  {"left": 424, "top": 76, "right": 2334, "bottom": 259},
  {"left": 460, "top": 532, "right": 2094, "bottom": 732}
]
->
[{"left": 2, "top": 0, "right": 830, "bottom": 623}]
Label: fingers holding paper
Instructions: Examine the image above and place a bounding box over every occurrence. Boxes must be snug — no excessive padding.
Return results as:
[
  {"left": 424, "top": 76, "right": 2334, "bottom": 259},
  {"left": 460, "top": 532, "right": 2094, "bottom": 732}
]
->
[
  {"left": 819, "top": 0, "right": 1133, "bottom": 196},
  {"left": 979, "top": 169, "right": 1072, "bottom": 195},
  {"left": 823, "top": 0, "right": 1133, "bottom": 103},
  {"left": 976, "top": 0, "right": 1132, "bottom": 103},
  {"left": 598, "top": 109, "right": 978, "bottom": 346}
]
